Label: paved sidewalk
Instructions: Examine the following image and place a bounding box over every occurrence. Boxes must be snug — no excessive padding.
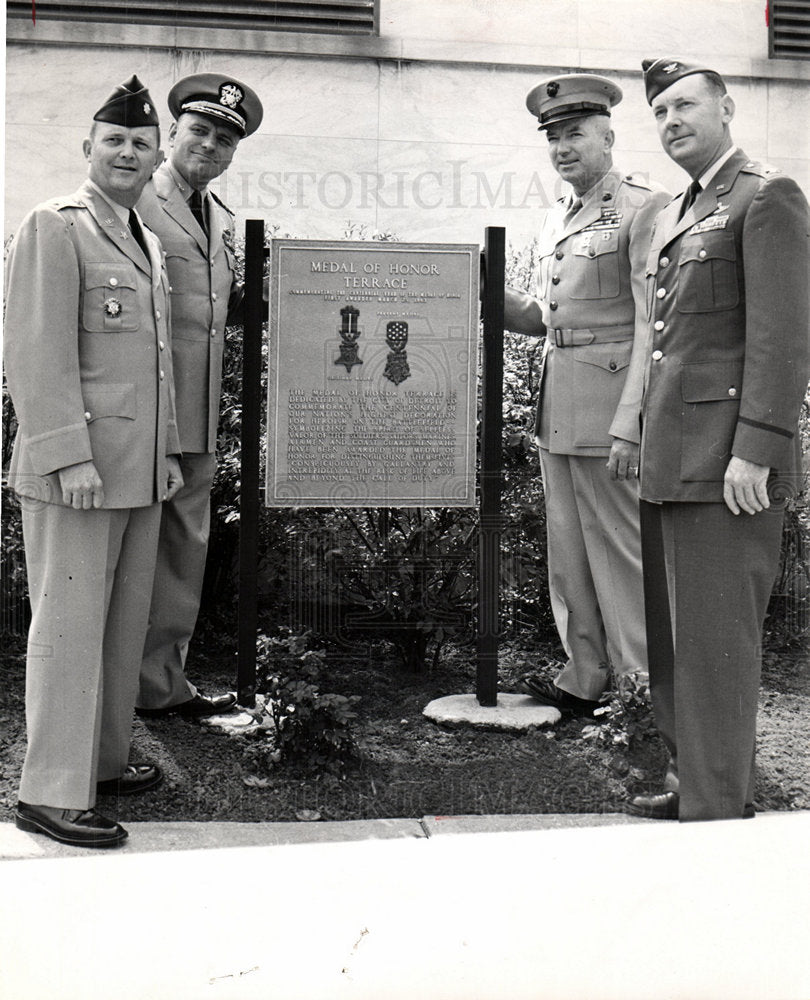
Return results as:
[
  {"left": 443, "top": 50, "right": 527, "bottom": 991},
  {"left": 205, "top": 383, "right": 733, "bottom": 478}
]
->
[{"left": 2, "top": 811, "right": 809, "bottom": 1000}]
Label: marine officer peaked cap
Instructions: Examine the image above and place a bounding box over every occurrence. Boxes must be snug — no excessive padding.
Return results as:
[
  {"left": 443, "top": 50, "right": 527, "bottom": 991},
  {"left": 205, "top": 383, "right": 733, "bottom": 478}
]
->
[
  {"left": 526, "top": 73, "right": 622, "bottom": 130},
  {"left": 168, "top": 73, "right": 263, "bottom": 137},
  {"left": 642, "top": 57, "right": 726, "bottom": 105},
  {"left": 93, "top": 74, "right": 160, "bottom": 128}
]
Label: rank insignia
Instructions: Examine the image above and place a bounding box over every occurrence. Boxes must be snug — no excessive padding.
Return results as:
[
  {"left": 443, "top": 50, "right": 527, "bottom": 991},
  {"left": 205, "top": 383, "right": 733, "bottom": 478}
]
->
[
  {"left": 103, "top": 297, "right": 122, "bottom": 318},
  {"left": 383, "top": 321, "right": 411, "bottom": 386},
  {"left": 143, "top": 102, "right": 152, "bottom": 115}
]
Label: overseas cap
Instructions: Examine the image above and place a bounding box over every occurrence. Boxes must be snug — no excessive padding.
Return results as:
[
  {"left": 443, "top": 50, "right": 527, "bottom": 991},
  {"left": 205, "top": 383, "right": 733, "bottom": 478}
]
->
[
  {"left": 93, "top": 75, "right": 160, "bottom": 128},
  {"left": 642, "top": 58, "right": 726, "bottom": 104},
  {"left": 526, "top": 73, "right": 622, "bottom": 130},
  {"left": 168, "top": 73, "right": 263, "bottom": 137}
]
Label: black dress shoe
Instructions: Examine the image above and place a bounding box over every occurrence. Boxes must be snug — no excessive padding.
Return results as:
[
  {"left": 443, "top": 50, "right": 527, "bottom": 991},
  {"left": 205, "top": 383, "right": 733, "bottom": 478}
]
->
[
  {"left": 521, "top": 675, "right": 601, "bottom": 718},
  {"left": 15, "top": 801, "right": 128, "bottom": 848},
  {"left": 96, "top": 762, "right": 163, "bottom": 797},
  {"left": 136, "top": 691, "right": 237, "bottom": 719},
  {"left": 626, "top": 791, "right": 756, "bottom": 820}
]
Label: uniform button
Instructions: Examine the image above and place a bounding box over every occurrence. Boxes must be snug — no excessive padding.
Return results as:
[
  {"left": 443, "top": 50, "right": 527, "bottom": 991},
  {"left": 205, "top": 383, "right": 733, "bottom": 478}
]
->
[
  {"left": 551, "top": 275, "right": 560, "bottom": 285},
  {"left": 162, "top": 493, "right": 168, "bottom": 502},
  {"left": 652, "top": 350, "right": 663, "bottom": 361},
  {"left": 588, "top": 248, "right": 596, "bottom": 258},
  {"left": 654, "top": 320, "right": 664, "bottom": 331},
  {"left": 549, "top": 301, "right": 558, "bottom": 311},
  {"left": 660, "top": 256, "right": 670, "bottom": 267},
  {"left": 212, "top": 292, "right": 218, "bottom": 301},
  {"left": 156, "top": 310, "right": 161, "bottom": 320},
  {"left": 210, "top": 327, "right": 217, "bottom": 337},
  {"left": 159, "top": 340, "right": 165, "bottom": 351},
  {"left": 728, "top": 387, "right": 737, "bottom": 397},
  {"left": 698, "top": 248, "right": 707, "bottom": 259},
  {"left": 169, "top": 285, "right": 173, "bottom": 293},
  {"left": 656, "top": 288, "right": 666, "bottom": 299},
  {"left": 84, "top": 411, "right": 92, "bottom": 421},
  {"left": 609, "top": 361, "right": 617, "bottom": 371},
  {"left": 555, "top": 250, "right": 564, "bottom": 260},
  {"left": 109, "top": 277, "right": 118, "bottom": 287},
  {"left": 160, "top": 370, "right": 165, "bottom": 380}
]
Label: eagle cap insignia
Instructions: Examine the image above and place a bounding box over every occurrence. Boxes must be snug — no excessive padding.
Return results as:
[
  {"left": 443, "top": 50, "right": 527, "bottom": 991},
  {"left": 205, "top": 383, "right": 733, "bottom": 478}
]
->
[
  {"left": 546, "top": 81, "right": 559, "bottom": 97},
  {"left": 663, "top": 62, "right": 680, "bottom": 73},
  {"left": 219, "top": 83, "right": 244, "bottom": 109}
]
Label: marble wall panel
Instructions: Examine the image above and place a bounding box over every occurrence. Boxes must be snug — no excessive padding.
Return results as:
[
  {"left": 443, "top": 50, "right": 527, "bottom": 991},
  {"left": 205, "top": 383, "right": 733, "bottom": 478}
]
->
[{"left": 765, "top": 80, "right": 810, "bottom": 163}]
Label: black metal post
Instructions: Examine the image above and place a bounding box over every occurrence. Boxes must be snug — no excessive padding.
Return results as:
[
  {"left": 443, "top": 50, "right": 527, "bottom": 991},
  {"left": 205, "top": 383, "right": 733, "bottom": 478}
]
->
[
  {"left": 237, "top": 219, "right": 265, "bottom": 707},
  {"left": 477, "top": 226, "right": 505, "bottom": 706}
]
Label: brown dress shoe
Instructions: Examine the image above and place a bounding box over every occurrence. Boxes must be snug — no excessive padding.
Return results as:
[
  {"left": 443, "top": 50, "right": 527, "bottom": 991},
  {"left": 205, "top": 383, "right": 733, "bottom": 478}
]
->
[
  {"left": 16, "top": 802, "right": 128, "bottom": 847},
  {"left": 96, "top": 762, "right": 162, "bottom": 797}
]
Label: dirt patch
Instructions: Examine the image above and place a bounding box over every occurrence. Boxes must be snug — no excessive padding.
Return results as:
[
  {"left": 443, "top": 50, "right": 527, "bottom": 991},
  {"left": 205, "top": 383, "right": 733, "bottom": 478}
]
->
[{"left": 1, "top": 631, "right": 808, "bottom": 824}]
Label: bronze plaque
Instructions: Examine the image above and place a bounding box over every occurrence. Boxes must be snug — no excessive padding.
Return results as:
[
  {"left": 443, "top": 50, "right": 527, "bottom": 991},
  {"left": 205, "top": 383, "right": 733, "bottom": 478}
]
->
[{"left": 266, "top": 239, "right": 479, "bottom": 506}]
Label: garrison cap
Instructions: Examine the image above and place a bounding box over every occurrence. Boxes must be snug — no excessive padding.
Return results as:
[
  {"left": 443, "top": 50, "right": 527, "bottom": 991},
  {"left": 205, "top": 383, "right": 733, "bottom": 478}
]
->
[
  {"left": 526, "top": 73, "right": 622, "bottom": 130},
  {"left": 168, "top": 73, "right": 263, "bottom": 137},
  {"left": 642, "top": 58, "right": 726, "bottom": 105},
  {"left": 93, "top": 75, "right": 160, "bottom": 128}
]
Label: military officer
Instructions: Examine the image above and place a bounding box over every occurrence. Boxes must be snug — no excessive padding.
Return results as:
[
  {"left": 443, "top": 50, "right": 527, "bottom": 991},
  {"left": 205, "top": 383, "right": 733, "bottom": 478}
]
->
[
  {"left": 505, "top": 74, "right": 670, "bottom": 716},
  {"left": 5, "top": 76, "right": 183, "bottom": 847},
  {"left": 627, "top": 59, "right": 809, "bottom": 821},
  {"left": 136, "top": 74, "right": 263, "bottom": 719}
]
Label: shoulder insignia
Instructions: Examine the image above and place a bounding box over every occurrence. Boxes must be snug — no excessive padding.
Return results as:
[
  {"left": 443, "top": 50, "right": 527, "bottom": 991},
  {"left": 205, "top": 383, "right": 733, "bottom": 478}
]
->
[
  {"left": 49, "top": 196, "right": 84, "bottom": 212},
  {"left": 209, "top": 190, "right": 235, "bottom": 217},
  {"left": 741, "top": 159, "right": 781, "bottom": 179},
  {"left": 621, "top": 173, "right": 653, "bottom": 191}
]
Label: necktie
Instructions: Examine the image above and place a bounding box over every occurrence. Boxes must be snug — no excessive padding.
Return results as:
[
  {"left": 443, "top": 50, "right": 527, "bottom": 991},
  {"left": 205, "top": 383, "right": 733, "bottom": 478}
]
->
[
  {"left": 678, "top": 178, "right": 702, "bottom": 220},
  {"left": 189, "top": 188, "right": 208, "bottom": 235},
  {"left": 128, "top": 210, "right": 149, "bottom": 259}
]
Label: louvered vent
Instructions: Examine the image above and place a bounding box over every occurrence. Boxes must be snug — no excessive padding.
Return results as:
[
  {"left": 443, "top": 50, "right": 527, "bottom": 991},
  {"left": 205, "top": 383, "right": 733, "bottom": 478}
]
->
[
  {"left": 769, "top": 0, "right": 810, "bottom": 59},
  {"left": 7, "top": 1, "right": 378, "bottom": 36}
]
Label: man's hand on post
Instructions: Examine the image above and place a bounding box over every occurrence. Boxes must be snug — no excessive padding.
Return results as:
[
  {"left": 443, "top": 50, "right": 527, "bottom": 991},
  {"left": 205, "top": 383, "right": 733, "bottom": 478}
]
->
[
  {"left": 723, "top": 456, "right": 771, "bottom": 515},
  {"left": 607, "top": 438, "right": 639, "bottom": 481},
  {"left": 58, "top": 460, "right": 105, "bottom": 509},
  {"left": 165, "top": 456, "right": 184, "bottom": 502}
]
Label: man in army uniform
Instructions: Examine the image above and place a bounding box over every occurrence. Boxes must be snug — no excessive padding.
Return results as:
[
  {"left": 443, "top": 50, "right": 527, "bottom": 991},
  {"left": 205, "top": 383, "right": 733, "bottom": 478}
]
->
[
  {"left": 505, "top": 74, "right": 670, "bottom": 717},
  {"left": 5, "top": 76, "right": 182, "bottom": 847},
  {"left": 136, "top": 74, "right": 263, "bottom": 719},
  {"left": 627, "top": 60, "right": 809, "bottom": 821}
]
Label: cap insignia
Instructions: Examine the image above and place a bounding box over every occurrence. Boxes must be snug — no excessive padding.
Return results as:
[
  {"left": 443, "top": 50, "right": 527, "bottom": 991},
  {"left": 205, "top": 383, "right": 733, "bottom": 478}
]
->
[
  {"left": 663, "top": 62, "right": 680, "bottom": 74},
  {"left": 143, "top": 102, "right": 151, "bottom": 115},
  {"left": 546, "top": 81, "right": 559, "bottom": 97},
  {"left": 219, "top": 83, "right": 244, "bottom": 109}
]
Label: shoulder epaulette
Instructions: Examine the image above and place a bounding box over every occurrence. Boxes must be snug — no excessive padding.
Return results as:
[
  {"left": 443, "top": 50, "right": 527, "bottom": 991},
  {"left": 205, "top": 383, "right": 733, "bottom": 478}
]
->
[
  {"left": 209, "top": 191, "right": 235, "bottom": 217},
  {"left": 740, "top": 159, "right": 781, "bottom": 179},
  {"left": 48, "top": 196, "right": 84, "bottom": 212},
  {"left": 621, "top": 173, "right": 653, "bottom": 191}
]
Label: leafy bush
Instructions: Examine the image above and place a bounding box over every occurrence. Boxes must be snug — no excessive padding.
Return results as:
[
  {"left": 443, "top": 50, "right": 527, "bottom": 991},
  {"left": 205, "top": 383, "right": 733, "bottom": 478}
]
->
[
  {"left": 581, "top": 670, "right": 658, "bottom": 749},
  {"left": 244, "top": 629, "right": 359, "bottom": 773}
]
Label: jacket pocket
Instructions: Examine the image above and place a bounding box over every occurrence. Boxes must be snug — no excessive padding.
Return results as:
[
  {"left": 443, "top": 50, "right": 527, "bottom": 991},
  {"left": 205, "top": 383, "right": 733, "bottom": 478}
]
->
[
  {"left": 572, "top": 340, "right": 632, "bottom": 446},
  {"left": 82, "top": 263, "right": 140, "bottom": 332},
  {"left": 677, "top": 231, "right": 739, "bottom": 313},
  {"left": 569, "top": 229, "right": 621, "bottom": 300},
  {"left": 82, "top": 383, "right": 137, "bottom": 423},
  {"left": 680, "top": 360, "right": 743, "bottom": 481}
]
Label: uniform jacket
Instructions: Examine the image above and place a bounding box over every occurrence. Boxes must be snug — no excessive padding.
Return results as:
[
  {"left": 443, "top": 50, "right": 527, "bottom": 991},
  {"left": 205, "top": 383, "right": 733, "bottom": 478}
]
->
[
  {"left": 639, "top": 149, "right": 810, "bottom": 503},
  {"left": 504, "top": 167, "right": 670, "bottom": 456},
  {"left": 137, "top": 161, "right": 243, "bottom": 454},
  {"left": 4, "top": 180, "right": 180, "bottom": 509}
]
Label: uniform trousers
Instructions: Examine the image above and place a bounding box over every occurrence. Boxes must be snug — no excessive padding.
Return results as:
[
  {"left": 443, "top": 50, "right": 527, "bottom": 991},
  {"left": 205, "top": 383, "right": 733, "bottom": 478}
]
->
[
  {"left": 639, "top": 499, "right": 784, "bottom": 821},
  {"left": 138, "top": 451, "right": 218, "bottom": 709},
  {"left": 539, "top": 448, "right": 647, "bottom": 700},
  {"left": 18, "top": 500, "right": 161, "bottom": 810}
]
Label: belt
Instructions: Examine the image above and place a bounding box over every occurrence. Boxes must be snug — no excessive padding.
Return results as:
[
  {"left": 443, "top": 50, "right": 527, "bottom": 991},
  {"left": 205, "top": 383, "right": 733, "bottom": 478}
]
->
[{"left": 551, "top": 324, "right": 635, "bottom": 347}]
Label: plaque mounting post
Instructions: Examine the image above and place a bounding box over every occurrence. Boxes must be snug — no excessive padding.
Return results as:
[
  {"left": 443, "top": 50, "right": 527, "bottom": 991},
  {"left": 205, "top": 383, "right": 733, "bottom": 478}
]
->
[
  {"left": 477, "top": 226, "right": 505, "bottom": 706},
  {"left": 237, "top": 218, "right": 266, "bottom": 707}
]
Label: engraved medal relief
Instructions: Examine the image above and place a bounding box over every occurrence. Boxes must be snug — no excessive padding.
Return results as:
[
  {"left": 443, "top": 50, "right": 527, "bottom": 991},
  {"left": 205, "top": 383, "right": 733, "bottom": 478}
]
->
[
  {"left": 383, "top": 320, "right": 410, "bottom": 385},
  {"left": 335, "top": 305, "right": 363, "bottom": 373}
]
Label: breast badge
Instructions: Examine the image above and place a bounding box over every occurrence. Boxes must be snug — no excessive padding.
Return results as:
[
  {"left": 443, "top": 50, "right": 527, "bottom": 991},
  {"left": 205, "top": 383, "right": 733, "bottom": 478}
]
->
[{"left": 103, "top": 297, "right": 122, "bottom": 318}]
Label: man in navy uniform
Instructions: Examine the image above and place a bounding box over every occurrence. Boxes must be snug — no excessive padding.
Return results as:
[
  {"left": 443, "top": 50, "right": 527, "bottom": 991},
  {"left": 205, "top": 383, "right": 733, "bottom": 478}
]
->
[
  {"left": 5, "top": 76, "right": 183, "bottom": 847},
  {"left": 505, "top": 75, "right": 669, "bottom": 718},
  {"left": 628, "top": 59, "right": 809, "bottom": 821},
  {"left": 136, "top": 74, "right": 262, "bottom": 719}
]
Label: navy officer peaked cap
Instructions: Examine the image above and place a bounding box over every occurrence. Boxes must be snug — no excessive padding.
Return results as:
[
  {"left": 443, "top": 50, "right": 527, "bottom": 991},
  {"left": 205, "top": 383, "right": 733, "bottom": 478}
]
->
[
  {"left": 642, "top": 58, "right": 726, "bottom": 105},
  {"left": 168, "top": 73, "right": 263, "bottom": 137},
  {"left": 93, "top": 75, "right": 160, "bottom": 128}
]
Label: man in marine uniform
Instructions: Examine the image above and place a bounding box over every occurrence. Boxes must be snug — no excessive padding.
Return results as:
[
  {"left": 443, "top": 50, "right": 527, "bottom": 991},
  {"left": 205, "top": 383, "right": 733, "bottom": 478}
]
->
[
  {"left": 505, "top": 74, "right": 670, "bottom": 717},
  {"left": 627, "top": 59, "right": 809, "bottom": 821},
  {"left": 5, "top": 76, "right": 183, "bottom": 847},
  {"left": 136, "top": 74, "right": 263, "bottom": 719}
]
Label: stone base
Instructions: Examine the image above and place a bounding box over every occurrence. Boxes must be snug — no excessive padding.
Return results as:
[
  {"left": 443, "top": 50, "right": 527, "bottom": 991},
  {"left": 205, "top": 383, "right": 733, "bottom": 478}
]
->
[
  {"left": 199, "top": 693, "right": 268, "bottom": 735},
  {"left": 423, "top": 693, "right": 561, "bottom": 730}
]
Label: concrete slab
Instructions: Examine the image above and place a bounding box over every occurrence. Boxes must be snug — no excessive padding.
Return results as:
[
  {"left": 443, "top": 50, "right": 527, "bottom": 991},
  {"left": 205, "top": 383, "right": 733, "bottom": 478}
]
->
[
  {"left": 1, "top": 812, "right": 808, "bottom": 1000},
  {"left": 420, "top": 811, "right": 647, "bottom": 836},
  {"left": 423, "top": 692, "right": 561, "bottom": 729},
  {"left": 0, "top": 818, "right": 426, "bottom": 860}
]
